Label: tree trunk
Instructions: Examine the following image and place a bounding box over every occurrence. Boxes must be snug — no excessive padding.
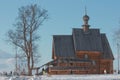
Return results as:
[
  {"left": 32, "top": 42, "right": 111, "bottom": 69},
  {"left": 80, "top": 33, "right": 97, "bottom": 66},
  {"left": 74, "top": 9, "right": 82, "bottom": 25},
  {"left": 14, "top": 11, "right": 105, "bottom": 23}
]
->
[
  {"left": 28, "top": 69, "right": 32, "bottom": 76},
  {"left": 27, "top": 57, "right": 32, "bottom": 76}
]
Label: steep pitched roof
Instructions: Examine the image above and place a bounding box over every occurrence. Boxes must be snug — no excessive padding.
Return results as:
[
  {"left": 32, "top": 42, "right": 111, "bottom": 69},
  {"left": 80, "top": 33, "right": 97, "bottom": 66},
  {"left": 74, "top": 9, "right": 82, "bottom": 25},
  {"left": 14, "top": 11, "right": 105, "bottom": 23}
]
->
[
  {"left": 72, "top": 28, "right": 103, "bottom": 52},
  {"left": 52, "top": 28, "right": 114, "bottom": 60},
  {"left": 101, "top": 34, "right": 114, "bottom": 59},
  {"left": 53, "top": 35, "right": 75, "bottom": 57}
]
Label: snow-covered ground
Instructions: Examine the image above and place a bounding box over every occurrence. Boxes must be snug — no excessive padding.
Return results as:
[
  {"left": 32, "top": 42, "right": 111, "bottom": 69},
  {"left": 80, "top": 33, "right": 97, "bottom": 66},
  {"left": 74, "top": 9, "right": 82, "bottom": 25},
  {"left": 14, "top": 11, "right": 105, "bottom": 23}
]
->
[{"left": 1, "top": 74, "right": 120, "bottom": 80}]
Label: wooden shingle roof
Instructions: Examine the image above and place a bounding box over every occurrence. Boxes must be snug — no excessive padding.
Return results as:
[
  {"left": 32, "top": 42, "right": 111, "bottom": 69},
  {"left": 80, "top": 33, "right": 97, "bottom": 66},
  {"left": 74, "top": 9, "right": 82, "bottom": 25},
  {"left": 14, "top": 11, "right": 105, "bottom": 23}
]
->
[
  {"left": 72, "top": 28, "right": 103, "bottom": 52},
  {"left": 52, "top": 28, "right": 114, "bottom": 59},
  {"left": 53, "top": 35, "right": 75, "bottom": 57},
  {"left": 101, "top": 34, "right": 114, "bottom": 59}
]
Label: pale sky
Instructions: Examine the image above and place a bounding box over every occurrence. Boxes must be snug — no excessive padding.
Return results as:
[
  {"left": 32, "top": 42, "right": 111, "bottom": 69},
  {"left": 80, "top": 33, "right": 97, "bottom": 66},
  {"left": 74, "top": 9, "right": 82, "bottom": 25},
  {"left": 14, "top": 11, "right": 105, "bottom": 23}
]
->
[{"left": 0, "top": 0, "right": 120, "bottom": 72}]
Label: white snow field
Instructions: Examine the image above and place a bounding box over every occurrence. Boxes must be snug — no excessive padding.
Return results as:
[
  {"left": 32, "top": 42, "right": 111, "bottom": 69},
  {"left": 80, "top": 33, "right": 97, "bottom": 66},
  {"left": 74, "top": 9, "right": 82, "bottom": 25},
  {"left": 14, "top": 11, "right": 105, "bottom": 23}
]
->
[{"left": 1, "top": 74, "right": 120, "bottom": 80}]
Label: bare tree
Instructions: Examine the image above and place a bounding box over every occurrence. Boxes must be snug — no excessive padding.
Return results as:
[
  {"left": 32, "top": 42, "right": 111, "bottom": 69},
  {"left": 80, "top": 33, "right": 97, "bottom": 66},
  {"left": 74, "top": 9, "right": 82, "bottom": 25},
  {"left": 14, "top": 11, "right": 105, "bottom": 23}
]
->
[
  {"left": 7, "top": 4, "right": 48, "bottom": 76},
  {"left": 114, "top": 29, "right": 120, "bottom": 44},
  {"left": 114, "top": 28, "right": 120, "bottom": 73}
]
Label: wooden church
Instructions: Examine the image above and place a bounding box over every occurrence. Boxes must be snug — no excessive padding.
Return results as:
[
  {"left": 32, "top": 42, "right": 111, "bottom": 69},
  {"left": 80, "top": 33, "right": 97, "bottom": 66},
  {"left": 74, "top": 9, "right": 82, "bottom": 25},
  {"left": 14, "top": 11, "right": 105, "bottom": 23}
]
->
[{"left": 46, "top": 13, "right": 114, "bottom": 74}]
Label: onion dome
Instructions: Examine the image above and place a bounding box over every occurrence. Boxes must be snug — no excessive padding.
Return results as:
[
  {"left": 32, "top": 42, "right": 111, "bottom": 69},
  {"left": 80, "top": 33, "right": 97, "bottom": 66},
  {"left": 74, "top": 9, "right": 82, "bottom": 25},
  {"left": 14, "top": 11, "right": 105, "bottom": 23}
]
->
[{"left": 83, "top": 14, "right": 89, "bottom": 25}]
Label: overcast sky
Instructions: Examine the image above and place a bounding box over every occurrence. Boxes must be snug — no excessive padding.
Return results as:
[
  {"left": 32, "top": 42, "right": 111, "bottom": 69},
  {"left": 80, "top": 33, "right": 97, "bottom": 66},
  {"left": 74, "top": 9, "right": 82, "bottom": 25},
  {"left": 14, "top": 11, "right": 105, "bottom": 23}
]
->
[{"left": 0, "top": 0, "right": 120, "bottom": 72}]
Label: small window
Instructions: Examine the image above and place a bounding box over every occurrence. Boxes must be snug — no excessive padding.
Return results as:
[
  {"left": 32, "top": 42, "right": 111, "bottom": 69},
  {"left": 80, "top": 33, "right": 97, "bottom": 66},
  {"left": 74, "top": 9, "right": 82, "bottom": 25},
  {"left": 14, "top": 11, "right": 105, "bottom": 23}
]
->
[
  {"left": 70, "top": 63, "right": 73, "bottom": 66},
  {"left": 84, "top": 54, "right": 88, "bottom": 59},
  {"left": 92, "top": 60, "right": 96, "bottom": 65}
]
